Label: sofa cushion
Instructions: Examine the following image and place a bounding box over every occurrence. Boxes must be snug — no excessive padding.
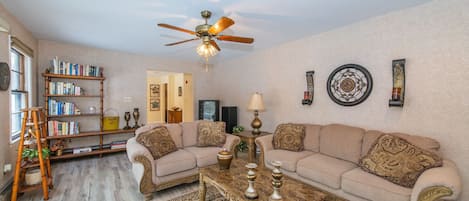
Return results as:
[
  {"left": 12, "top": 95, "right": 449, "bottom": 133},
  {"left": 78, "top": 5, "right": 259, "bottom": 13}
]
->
[
  {"left": 273, "top": 123, "right": 306, "bottom": 152},
  {"left": 265, "top": 149, "right": 314, "bottom": 172},
  {"left": 197, "top": 121, "right": 226, "bottom": 147},
  {"left": 361, "top": 130, "right": 440, "bottom": 157},
  {"left": 165, "top": 123, "right": 183, "bottom": 148},
  {"left": 359, "top": 134, "right": 443, "bottom": 188},
  {"left": 297, "top": 154, "right": 357, "bottom": 189},
  {"left": 342, "top": 168, "right": 412, "bottom": 201},
  {"left": 184, "top": 146, "right": 220, "bottom": 167},
  {"left": 319, "top": 124, "right": 365, "bottom": 164},
  {"left": 136, "top": 126, "right": 178, "bottom": 160},
  {"left": 181, "top": 122, "right": 198, "bottom": 147},
  {"left": 155, "top": 149, "right": 196, "bottom": 177},
  {"left": 303, "top": 124, "right": 321, "bottom": 152}
]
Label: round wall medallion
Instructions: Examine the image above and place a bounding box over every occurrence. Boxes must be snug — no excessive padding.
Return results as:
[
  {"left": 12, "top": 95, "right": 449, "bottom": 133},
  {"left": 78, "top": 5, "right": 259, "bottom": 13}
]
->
[
  {"left": 0, "top": 62, "right": 10, "bottom": 91},
  {"left": 327, "top": 64, "right": 373, "bottom": 106}
]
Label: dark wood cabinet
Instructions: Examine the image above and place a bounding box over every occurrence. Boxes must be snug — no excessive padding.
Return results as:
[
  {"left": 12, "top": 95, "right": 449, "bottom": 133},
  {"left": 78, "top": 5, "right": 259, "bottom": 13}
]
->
[{"left": 168, "top": 110, "right": 182, "bottom": 123}]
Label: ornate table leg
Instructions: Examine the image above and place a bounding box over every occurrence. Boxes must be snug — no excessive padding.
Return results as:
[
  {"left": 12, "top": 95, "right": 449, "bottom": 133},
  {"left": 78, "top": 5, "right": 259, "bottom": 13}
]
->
[{"left": 199, "top": 173, "right": 206, "bottom": 201}]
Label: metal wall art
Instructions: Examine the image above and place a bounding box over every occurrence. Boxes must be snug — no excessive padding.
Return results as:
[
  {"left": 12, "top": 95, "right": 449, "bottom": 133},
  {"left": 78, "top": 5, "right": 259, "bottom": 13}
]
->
[
  {"left": 302, "top": 71, "right": 314, "bottom": 105},
  {"left": 327, "top": 64, "right": 373, "bottom": 106},
  {"left": 389, "top": 59, "right": 406, "bottom": 107}
]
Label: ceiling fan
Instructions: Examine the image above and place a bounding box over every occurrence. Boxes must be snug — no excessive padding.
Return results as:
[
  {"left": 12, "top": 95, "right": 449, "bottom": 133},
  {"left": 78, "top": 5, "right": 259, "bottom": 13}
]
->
[{"left": 157, "top": 10, "right": 254, "bottom": 54}]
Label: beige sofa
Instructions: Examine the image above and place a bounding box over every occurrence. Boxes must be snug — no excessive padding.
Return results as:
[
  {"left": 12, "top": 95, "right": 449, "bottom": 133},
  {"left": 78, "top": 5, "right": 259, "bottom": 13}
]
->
[
  {"left": 255, "top": 124, "right": 461, "bottom": 201},
  {"left": 126, "top": 121, "right": 240, "bottom": 200}
]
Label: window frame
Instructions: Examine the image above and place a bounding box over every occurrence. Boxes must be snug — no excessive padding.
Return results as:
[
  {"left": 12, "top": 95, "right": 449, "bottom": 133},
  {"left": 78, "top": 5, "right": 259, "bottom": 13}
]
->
[{"left": 9, "top": 46, "right": 31, "bottom": 143}]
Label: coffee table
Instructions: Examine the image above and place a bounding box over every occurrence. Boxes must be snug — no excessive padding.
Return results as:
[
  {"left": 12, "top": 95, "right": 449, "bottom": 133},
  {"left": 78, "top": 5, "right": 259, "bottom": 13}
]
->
[{"left": 199, "top": 159, "right": 347, "bottom": 201}]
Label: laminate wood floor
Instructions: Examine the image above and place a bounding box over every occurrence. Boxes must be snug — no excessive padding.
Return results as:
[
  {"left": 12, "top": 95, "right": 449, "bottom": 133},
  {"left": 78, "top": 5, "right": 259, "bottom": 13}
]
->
[{"left": 18, "top": 153, "right": 199, "bottom": 201}]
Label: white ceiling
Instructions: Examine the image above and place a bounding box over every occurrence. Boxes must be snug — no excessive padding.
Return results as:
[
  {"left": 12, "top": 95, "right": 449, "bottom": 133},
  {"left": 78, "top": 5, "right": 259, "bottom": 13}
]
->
[{"left": 1, "top": 0, "right": 432, "bottom": 62}]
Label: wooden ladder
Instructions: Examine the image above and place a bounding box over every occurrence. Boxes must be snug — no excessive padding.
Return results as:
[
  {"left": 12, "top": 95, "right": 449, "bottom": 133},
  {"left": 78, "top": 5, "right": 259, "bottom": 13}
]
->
[{"left": 11, "top": 107, "right": 53, "bottom": 201}]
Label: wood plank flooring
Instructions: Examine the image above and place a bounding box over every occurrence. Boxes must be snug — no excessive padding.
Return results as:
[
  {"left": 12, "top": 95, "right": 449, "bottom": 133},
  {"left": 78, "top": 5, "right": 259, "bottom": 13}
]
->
[{"left": 17, "top": 153, "right": 199, "bottom": 201}]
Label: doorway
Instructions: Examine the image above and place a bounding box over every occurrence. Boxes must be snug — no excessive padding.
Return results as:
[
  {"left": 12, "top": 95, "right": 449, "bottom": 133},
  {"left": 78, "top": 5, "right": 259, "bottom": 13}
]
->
[{"left": 146, "top": 71, "right": 194, "bottom": 124}]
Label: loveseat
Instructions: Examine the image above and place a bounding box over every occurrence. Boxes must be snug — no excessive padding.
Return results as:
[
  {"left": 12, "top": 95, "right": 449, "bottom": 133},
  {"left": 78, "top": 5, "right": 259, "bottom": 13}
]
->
[
  {"left": 126, "top": 121, "right": 240, "bottom": 200},
  {"left": 255, "top": 123, "right": 461, "bottom": 201}
]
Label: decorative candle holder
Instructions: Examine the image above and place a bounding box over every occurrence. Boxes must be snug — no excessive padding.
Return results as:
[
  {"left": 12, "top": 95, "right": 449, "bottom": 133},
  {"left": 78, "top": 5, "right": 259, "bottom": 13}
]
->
[
  {"left": 270, "top": 160, "right": 283, "bottom": 200},
  {"left": 244, "top": 163, "right": 258, "bottom": 199},
  {"left": 123, "top": 112, "right": 131, "bottom": 130},
  {"left": 389, "top": 59, "right": 406, "bottom": 107},
  {"left": 132, "top": 108, "right": 140, "bottom": 129}
]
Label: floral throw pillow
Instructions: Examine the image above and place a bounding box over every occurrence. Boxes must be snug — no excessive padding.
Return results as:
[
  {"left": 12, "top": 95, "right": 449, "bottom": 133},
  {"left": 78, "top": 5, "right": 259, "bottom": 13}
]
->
[
  {"left": 196, "top": 121, "right": 226, "bottom": 147},
  {"left": 272, "top": 123, "right": 306, "bottom": 152},
  {"left": 136, "top": 126, "right": 178, "bottom": 160},
  {"left": 359, "top": 134, "right": 443, "bottom": 188}
]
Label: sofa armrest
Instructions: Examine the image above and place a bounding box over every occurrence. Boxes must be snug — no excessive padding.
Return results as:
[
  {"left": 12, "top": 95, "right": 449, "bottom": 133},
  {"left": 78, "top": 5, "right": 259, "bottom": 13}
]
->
[
  {"left": 126, "top": 137, "right": 156, "bottom": 194},
  {"left": 223, "top": 134, "right": 241, "bottom": 154},
  {"left": 411, "top": 160, "right": 462, "bottom": 201},
  {"left": 255, "top": 134, "right": 273, "bottom": 167}
]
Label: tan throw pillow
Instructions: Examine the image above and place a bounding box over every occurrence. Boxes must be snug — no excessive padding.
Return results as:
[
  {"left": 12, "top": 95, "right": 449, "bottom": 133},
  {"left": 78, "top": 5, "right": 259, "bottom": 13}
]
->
[
  {"left": 272, "top": 123, "right": 306, "bottom": 152},
  {"left": 136, "top": 126, "right": 178, "bottom": 160},
  {"left": 196, "top": 121, "right": 226, "bottom": 147},
  {"left": 359, "top": 134, "right": 443, "bottom": 188}
]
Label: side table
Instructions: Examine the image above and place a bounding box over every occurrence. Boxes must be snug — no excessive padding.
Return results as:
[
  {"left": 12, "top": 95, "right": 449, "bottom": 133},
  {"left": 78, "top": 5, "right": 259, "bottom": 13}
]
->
[{"left": 234, "top": 131, "right": 271, "bottom": 163}]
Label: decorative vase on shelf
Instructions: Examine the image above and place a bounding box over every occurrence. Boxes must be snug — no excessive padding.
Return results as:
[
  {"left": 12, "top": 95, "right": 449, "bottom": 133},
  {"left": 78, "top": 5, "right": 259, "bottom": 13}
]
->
[
  {"left": 133, "top": 108, "right": 140, "bottom": 129},
  {"left": 123, "top": 112, "right": 131, "bottom": 130}
]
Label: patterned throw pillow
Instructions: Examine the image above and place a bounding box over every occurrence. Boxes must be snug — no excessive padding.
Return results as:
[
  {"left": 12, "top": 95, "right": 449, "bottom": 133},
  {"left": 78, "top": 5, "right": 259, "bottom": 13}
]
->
[
  {"left": 359, "top": 134, "right": 443, "bottom": 188},
  {"left": 272, "top": 123, "right": 306, "bottom": 152},
  {"left": 196, "top": 121, "right": 226, "bottom": 147},
  {"left": 136, "top": 126, "right": 178, "bottom": 160}
]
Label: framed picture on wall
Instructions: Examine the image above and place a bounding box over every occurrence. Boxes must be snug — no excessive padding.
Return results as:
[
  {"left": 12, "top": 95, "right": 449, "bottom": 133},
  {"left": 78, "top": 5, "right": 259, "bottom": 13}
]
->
[
  {"left": 150, "top": 84, "right": 160, "bottom": 97},
  {"left": 178, "top": 86, "right": 182, "bottom": 96},
  {"left": 150, "top": 98, "right": 160, "bottom": 111}
]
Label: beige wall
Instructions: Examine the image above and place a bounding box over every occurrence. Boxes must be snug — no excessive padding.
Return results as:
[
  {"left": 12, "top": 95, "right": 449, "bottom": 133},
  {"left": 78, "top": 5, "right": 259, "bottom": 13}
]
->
[
  {"left": 0, "top": 4, "right": 38, "bottom": 190},
  {"left": 212, "top": 0, "right": 469, "bottom": 200},
  {"left": 183, "top": 74, "right": 194, "bottom": 122}
]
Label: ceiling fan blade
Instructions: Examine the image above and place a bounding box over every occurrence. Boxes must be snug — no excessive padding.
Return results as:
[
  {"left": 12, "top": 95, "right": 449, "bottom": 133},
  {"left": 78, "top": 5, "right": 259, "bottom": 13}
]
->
[
  {"left": 165, "top": 38, "right": 200, "bottom": 46},
  {"left": 209, "top": 40, "right": 221, "bottom": 51},
  {"left": 208, "top": 17, "right": 234, "bottom": 35},
  {"left": 217, "top": 35, "right": 254, "bottom": 44},
  {"left": 157, "top": 23, "right": 196, "bottom": 35}
]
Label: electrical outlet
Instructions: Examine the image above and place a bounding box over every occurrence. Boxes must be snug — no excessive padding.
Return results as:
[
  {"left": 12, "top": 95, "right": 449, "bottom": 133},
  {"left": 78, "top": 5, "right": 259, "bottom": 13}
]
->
[{"left": 3, "top": 164, "right": 11, "bottom": 175}]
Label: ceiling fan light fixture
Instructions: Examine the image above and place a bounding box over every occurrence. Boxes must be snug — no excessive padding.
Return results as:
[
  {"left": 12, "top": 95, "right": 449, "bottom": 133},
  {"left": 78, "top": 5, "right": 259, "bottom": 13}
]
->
[{"left": 196, "top": 42, "right": 218, "bottom": 58}]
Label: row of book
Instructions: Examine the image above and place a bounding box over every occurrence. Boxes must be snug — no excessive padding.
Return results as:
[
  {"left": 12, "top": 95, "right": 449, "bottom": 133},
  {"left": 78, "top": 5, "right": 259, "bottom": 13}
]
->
[
  {"left": 47, "top": 120, "right": 80, "bottom": 136},
  {"left": 48, "top": 99, "right": 79, "bottom": 116},
  {"left": 49, "top": 56, "right": 103, "bottom": 77},
  {"left": 49, "top": 81, "right": 84, "bottom": 95}
]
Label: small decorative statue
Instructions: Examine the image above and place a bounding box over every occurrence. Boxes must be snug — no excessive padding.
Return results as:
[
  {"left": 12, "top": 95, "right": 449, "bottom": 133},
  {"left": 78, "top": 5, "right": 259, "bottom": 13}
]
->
[
  {"left": 244, "top": 163, "right": 258, "bottom": 199},
  {"left": 132, "top": 108, "right": 140, "bottom": 129},
  {"left": 123, "top": 112, "right": 131, "bottom": 130}
]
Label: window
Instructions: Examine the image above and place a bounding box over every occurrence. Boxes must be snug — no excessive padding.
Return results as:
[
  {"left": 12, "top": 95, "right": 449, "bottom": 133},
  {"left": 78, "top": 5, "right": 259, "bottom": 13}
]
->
[{"left": 10, "top": 47, "right": 32, "bottom": 143}]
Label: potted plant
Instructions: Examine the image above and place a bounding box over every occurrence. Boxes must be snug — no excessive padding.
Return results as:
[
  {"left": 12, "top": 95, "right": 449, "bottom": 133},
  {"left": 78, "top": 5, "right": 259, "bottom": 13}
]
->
[
  {"left": 21, "top": 148, "right": 50, "bottom": 186},
  {"left": 232, "top": 126, "right": 248, "bottom": 152}
]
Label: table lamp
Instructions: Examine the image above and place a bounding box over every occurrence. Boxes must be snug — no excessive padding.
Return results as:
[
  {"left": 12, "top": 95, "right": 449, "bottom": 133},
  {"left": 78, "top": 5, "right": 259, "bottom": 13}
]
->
[{"left": 248, "top": 92, "right": 265, "bottom": 135}]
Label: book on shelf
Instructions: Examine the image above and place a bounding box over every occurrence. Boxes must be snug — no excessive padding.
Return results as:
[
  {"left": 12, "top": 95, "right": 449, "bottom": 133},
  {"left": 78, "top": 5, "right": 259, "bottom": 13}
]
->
[
  {"left": 110, "top": 140, "right": 127, "bottom": 149},
  {"left": 72, "top": 147, "right": 92, "bottom": 154},
  {"left": 49, "top": 56, "right": 103, "bottom": 77},
  {"left": 48, "top": 99, "right": 80, "bottom": 116},
  {"left": 47, "top": 120, "right": 79, "bottom": 136},
  {"left": 49, "top": 81, "right": 84, "bottom": 96}
]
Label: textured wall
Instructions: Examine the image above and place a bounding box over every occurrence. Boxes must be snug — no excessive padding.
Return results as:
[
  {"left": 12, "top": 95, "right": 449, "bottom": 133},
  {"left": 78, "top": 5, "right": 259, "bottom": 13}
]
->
[
  {"left": 212, "top": 0, "right": 469, "bottom": 200},
  {"left": 0, "top": 4, "right": 38, "bottom": 190}
]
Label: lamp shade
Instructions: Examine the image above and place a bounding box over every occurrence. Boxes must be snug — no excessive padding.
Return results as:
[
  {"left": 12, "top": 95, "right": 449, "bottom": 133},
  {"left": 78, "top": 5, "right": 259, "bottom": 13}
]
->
[{"left": 248, "top": 92, "right": 265, "bottom": 111}]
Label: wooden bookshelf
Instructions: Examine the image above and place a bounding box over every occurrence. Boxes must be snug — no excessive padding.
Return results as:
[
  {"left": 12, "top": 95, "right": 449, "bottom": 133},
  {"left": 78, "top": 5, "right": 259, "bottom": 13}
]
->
[
  {"left": 46, "top": 129, "right": 136, "bottom": 140},
  {"left": 42, "top": 73, "right": 105, "bottom": 80},
  {"left": 50, "top": 148, "right": 126, "bottom": 160},
  {"left": 43, "top": 70, "right": 134, "bottom": 161}
]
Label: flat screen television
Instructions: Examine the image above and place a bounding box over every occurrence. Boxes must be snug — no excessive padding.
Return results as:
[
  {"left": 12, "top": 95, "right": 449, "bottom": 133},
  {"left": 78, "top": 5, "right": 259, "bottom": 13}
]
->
[{"left": 198, "top": 100, "right": 220, "bottom": 121}]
